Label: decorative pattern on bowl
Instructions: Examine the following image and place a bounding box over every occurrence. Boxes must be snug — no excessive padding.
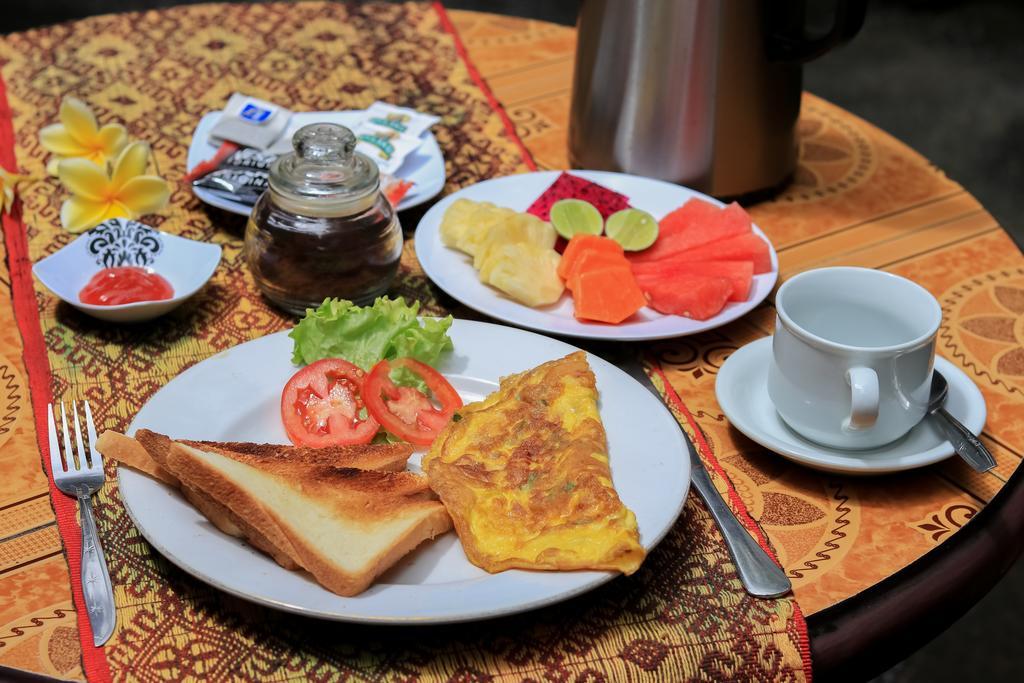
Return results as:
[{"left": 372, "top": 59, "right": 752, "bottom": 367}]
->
[
  {"left": 85, "top": 220, "right": 165, "bottom": 268},
  {"left": 33, "top": 218, "right": 221, "bottom": 323}
]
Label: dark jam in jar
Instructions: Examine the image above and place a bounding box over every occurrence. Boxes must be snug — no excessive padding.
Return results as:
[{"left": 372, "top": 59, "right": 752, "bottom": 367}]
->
[
  {"left": 245, "top": 193, "right": 402, "bottom": 313},
  {"left": 79, "top": 267, "right": 174, "bottom": 306},
  {"left": 243, "top": 122, "right": 403, "bottom": 315}
]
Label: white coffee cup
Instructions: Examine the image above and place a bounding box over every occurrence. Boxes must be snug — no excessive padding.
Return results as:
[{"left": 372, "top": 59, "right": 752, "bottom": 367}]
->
[{"left": 767, "top": 267, "right": 942, "bottom": 450}]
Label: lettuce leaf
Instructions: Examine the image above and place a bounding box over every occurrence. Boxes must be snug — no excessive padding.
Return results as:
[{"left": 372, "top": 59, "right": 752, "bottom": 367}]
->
[{"left": 289, "top": 297, "right": 454, "bottom": 385}]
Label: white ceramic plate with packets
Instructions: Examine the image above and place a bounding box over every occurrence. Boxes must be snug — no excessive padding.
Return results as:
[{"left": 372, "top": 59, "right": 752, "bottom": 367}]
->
[
  {"left": 118, "top": 319, "right": 690, "bottom": 624},
  {"left": 415, "top": 170, "right": 779, "bottom": 341},
  {"left": 32, "top": 219, "right": 221, "bottom": 323},
  {"left": 187, "top": 110, "right": 446, "bottom": 215}
]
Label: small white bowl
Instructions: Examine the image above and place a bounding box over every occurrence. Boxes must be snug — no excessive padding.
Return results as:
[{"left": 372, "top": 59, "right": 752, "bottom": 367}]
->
[{"left": 33, "top": 219, "right": 222, "bottom": 323}]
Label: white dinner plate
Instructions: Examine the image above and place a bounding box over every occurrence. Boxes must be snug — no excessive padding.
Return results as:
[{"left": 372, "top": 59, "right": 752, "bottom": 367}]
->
[
  {"left": 187, "top": 110, "right": 446, "bottom": 214},
  {"left": 414, "top": 170, "right": 779, "bottom": 341},
  {"left": 715, "top": 337, "right": 987, "bottom": 474},
  {"left": 120, "top": 319, "right": 691, "bottom": 623}
]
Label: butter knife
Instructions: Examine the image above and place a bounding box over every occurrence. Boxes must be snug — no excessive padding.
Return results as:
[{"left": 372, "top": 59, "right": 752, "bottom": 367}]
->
[{"left": 634, "top": 365, "right": 792, "bottom": 598}]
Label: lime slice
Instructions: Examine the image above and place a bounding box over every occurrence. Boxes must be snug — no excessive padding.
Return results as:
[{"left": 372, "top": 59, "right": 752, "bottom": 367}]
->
[
  {"left": 605, "top": 208, "right": 659, "bottom": 251},
  {"left": 549, "top": 199, "right": 603, "bottom": 240}
]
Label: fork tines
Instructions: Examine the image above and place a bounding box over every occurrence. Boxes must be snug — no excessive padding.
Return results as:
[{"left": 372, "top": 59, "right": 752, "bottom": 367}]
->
[{"left": 47, "top": 400, "right": 101, "bottom": 475}]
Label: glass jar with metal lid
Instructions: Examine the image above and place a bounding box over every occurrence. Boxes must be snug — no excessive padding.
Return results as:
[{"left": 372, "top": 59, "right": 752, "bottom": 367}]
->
[{"left": 244, "top": 122, "right": 403, "bottom": 315}]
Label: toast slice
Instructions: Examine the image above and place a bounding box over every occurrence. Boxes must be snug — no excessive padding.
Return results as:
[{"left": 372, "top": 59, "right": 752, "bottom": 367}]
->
[
  {"left": 166, "top": 442, "right": 452, "bottom": 596},
  {"left": 100, "top": 430, "right": 417, "bottom": 570},
  {"left": 95, "top": 430, "right": 178, "bottom": 485}
]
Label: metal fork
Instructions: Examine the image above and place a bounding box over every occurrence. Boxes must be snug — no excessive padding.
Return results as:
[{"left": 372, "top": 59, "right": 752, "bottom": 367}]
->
[{"left": 47, "top": 400, "right": 116, "bottom": 646}]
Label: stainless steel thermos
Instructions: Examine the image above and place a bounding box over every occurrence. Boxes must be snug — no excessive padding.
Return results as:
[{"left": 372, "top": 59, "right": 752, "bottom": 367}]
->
[{"left": 569, "top": 0, "right": 866, "bottom": 198}]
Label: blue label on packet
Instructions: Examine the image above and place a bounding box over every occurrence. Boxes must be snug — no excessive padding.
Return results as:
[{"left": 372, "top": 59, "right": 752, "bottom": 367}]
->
[{"left": 240, "top": 103, "right": 273, "bottom": 123}]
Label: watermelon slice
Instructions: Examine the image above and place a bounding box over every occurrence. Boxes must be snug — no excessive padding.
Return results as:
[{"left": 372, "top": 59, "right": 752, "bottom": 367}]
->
[
  {"left": 641, "top": 276, "right": 733, "bottom": 320},
  {"left": 669, "top": 233, "right": 772, "bottom": 273},
  {"left": 633, "top": 260, "right": 754, "bottom": 302},
  {"left": 527, "top": 172, "right": 631, "bottom": 221},
  {"left": 631, "top": 199, "right": 752, "bottom": 263}
]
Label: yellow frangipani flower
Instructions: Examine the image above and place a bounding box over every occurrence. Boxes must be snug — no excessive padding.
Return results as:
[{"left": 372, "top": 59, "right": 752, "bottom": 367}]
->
[
  {"left": 40, "top": 97, "right": 129, "bottom": 175},
  {"left": 57, "top": 141, "right": 170, "bottom": 233},
  {"left": 1, "top": 167, "right": 26, "bottom": 214}
]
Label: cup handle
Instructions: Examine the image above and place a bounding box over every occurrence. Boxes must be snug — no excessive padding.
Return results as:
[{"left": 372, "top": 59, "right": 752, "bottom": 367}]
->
[{"left": 844, "top": 366, "right": 879, "bottom": 430}]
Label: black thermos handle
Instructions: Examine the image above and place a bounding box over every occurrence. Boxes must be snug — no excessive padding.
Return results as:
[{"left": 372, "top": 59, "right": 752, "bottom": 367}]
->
[{"left": 767, "top": 0, "right": 868, "bottom": 63}]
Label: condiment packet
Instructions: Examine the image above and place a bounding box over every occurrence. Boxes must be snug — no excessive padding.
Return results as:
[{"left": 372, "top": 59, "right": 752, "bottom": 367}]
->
[
  {"left": 381, "top": 173, "right": 416, "bottom": 206},
  {"left": 193, "top": 168, "right": 269, "bottom": 205},
  {"left": 209, "top": 93, "right": 292, "bottom": 151},
  {"left": 354, "top": 121, "right": 423, "bottom": 175},
  {"left": 220, "top": 147, "right": 278, "bottom": 171},
  {"left": 364, "top": 101, "right": 439, "bottom": 138}
]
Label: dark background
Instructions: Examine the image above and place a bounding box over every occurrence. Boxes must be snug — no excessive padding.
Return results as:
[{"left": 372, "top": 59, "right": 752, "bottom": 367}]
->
[{"left": 3, "top": 1, "right": 1023, "bottom": 681}]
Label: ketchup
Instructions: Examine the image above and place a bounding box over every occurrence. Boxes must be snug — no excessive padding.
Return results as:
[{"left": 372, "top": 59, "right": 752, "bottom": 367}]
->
[{"left": 79, "top": 267, "right": 174, "bottom": 306}]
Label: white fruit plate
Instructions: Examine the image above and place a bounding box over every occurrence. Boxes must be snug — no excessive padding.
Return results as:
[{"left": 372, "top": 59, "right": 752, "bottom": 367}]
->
[{"left": 414, "top": 170, "right": 779, "bottom": 341}]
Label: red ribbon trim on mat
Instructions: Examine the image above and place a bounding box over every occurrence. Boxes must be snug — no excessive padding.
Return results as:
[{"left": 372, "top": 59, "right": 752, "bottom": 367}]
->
[
  {"left": 0, "top": 77, "right": 114, "bottom": 682},
  {"left": 647, "top": 358, "right": 813, "bottom": 678},
  {"left": 433, "top": 1, "right": 539, "bottom": 172}
]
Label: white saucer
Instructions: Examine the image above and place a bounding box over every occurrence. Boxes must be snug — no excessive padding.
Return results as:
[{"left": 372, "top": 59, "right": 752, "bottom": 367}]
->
[{"left": 715, "top": 337, "right": 987, "bottom": 474}]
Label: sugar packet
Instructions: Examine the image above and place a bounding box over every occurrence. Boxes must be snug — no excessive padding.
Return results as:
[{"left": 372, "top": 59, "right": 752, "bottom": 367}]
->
[
  {"left": 353, "top": 121, "right": 423, "bottom": 175},
  {"left": 209, "top": 93, "right": 292, "bottom": 151},
  {"left": 363, "top": 101, "right": 440, "bottom": 138}
]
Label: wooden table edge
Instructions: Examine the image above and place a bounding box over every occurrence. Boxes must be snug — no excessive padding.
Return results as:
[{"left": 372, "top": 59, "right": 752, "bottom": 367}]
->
[{"left": 807, "top": 459, "right": 1024, "bottom": 680}]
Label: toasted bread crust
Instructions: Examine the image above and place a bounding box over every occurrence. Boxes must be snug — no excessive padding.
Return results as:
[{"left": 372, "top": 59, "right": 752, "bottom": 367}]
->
[
  {"left": 132, "top": 429, "right": 414, "bottom": 472},
  {"left": 97, "top": 431, "right": 178, "bottom": 485},
  {"left": 167, "top": 443, "right": 303, "bottom": 566},
  {"left": 135, "top": 430, "right": 301, "bottom": 563},
  {"left": 178, "top": 485, "right": 299, "bottom": 569},
  {"left": 131, "top": 430, "right": 423, "bottom": 562},
  {"left": 282, "top": 502, "right": 452, "bottom": 596},
  {"left": 134, "top": 429, "right": 175, "bottom": 468},
  {"left": 127, "top": 429, "right": 445, "bottom": 591},
  {"left": 168, "top": 432, "right": 415, "bottom": 470},
  {"left": 189, "top": 445, "right": 436, "bottom": 501},
  {"left": 178, "top": 485, "right": 242, "bottom": 536},
  {"left": 168, "top": 443, "right": 452, "bottom": 596}
]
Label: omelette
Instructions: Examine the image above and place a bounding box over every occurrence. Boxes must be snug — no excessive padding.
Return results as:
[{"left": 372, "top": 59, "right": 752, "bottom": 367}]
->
[{"left": 422, "top": 351, "right": 645, "bottom": 574}]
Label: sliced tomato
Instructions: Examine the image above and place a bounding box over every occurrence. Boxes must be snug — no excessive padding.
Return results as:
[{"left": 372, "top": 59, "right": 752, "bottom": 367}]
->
[
  {"left": 363, "top": 358, "right": 462, "bottom": 446},
  {"left": 280, "top": 358, "right": 379, "bottom": 447}
]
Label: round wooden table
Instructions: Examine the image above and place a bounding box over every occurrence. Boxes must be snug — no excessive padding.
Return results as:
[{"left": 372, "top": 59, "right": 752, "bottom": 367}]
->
[{"left": 0, "top": 5, "right": 1021, "bottom": 681}]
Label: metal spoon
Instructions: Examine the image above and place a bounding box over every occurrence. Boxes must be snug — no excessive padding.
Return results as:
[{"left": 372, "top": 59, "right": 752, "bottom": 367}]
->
[{"left": 928, "top": 372, "right": 995, "bottom": 472}]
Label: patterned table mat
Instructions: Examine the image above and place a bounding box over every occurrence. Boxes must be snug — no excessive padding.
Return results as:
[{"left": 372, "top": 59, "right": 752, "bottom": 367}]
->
[{"left": 0, "top": 2, "right": 811, "bottom": 681}]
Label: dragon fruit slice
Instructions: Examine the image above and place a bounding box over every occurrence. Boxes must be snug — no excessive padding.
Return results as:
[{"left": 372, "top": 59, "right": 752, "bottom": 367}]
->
[{"left": 526, "top": 172, "right": 631, "bottom": 221}]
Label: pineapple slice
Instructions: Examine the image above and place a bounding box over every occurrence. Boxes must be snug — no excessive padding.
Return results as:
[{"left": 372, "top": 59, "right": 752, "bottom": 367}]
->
[
  {"left": 472, "top": 213, "right": 557, "bottom": 270},
  {"left": 483, "top": 243, "right": 564, "bottom": 307},
  {"left": 456, "top": 206, "right": 518, "bottom": 257},
  {"left": 440, "top": 199, "right": 495, "bottom": 250}
]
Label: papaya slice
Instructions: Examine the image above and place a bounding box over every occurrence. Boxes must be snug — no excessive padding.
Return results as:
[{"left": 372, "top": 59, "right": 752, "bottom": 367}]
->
[
  {"left": 557, "top": 234, "right": 625, "bottom": 280},
  {"left": 564, "top": 249, "right": 631, "bottom": 292},
  {"left": 571, "top": 266, "right": 647, "bottom": 324}
]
